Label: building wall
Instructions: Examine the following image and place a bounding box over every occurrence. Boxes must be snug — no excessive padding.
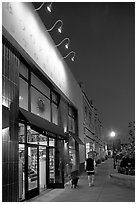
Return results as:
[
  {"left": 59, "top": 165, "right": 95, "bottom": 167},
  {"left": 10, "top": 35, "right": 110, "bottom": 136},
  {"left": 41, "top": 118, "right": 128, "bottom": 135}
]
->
[
  {"left": 2, "top": 36, "right": 19, "bottom": 201},
  {"left": 2, "top": 2, "right": 84, "bottom": 162},
  {"left": 2, "top": 2, "right": 84, "bottom": 135},
  {"left": 2, "top": 2, "right": 85, "bottom": 201}
]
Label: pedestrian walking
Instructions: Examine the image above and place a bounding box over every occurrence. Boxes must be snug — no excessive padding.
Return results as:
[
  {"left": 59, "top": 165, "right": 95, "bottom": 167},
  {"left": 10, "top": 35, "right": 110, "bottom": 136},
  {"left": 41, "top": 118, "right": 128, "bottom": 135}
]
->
[{"left": 85, "top": 151, "right": 96, "bottom": 187}]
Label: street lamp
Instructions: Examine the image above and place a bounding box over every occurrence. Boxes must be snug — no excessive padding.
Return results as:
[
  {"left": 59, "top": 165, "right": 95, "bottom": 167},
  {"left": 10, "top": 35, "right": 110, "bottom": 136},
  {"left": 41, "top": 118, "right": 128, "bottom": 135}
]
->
[
  {"left": 34, "top": 2, "right": 53, "bottom": 12},
  {"left": 47, "top": 2, "right": 53, "bottom": 13},
  {"left": 47, "top": 19, "right": 63, "bottom": 33},
  {"left": 55, "top": 38, "right": 70, "bottom": 49},
  {"left": 34, "top": 2, "right": 45, "bottom": 11},
  {"left": 110, "top": 131, "right": 116, "bottom": 169},
  {"left": 63, "top": 51, "right": 75, "bottom": 61}
]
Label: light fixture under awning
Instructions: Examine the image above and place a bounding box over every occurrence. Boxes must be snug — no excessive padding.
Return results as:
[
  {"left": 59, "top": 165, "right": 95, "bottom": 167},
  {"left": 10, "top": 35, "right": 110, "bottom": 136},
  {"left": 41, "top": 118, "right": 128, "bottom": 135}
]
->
[
  {"left": 69, "top": 131, "right": 84, "bottom": 145},
  {"left": 19, "top": 108, "right": 68, "bottom": 141}
]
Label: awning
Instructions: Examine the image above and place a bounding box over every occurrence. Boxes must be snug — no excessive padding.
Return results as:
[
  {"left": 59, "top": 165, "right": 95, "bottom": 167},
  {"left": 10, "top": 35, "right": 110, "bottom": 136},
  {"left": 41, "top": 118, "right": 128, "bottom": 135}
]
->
[
  {"left": 19, "top": 108, "right": 68, "bottom": 141},
  {"left": 2, "top": 105, "right": 9, "bottom": 129},
  {"left": 69, "top": 131, "right": 84, "bottom": 145}
]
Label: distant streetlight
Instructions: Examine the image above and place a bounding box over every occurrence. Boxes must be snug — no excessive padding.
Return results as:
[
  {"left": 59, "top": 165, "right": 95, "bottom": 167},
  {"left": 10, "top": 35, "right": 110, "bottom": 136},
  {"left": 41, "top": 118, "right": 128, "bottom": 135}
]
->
[
  {"left": 110, "top": 131, "right": 116, "bottom": 169},
  {"left": 110, "top": 131, "right": 116, "bottom": 138}
]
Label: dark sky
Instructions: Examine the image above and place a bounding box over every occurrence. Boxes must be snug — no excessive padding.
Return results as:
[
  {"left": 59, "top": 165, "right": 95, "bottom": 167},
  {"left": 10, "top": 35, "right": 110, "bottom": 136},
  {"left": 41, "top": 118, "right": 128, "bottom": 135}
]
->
[{"left": 35, "top": 2, "right": 135, "bottom": 142}]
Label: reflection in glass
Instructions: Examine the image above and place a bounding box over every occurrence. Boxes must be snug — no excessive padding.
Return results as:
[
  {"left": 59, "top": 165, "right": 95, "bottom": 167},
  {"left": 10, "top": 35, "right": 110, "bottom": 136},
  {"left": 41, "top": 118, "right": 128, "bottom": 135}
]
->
[
  {"left": 28, "top": 147, "right": 38, "bottom": 190},
  {"left": 52, "top": 103, "right": 58, "bottom": 125},
  {"left": 68, "top": 116, "right": 75, "bottom": 133},
  {"left": 31, "top": 73, "right": 50, "bottom": 98},
  {"left": 20, "top": 62, "right": 28, "bottom": 79},
  {"left": 19, "top": 144, "right": 25, "bottom": 200},
  {"left": 49, "top": 148, "right": 55, "bottom": 183},
  {"left": 39, "top": 146, "right": 46, "bottom": 191},
  {"left": 19, "top": 78, "right": 28, "bottom": 110},
  {"left": 69, "top": 149, "right": 76, "bottom": 172},
  {"left": 19, "top": 123, "right": 25, "bottom": 143},
  {"left": 27, "top": 126, "right": 47, "bottom": 145},
  {"left": 49, "top": 138, "right": 55, "bottom": 146}
]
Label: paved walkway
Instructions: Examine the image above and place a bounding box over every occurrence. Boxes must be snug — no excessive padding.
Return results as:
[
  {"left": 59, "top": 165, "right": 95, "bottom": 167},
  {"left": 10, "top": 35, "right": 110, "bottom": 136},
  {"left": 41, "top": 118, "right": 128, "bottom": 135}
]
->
[{"left": 29, "top": 158, "right": 135, "bottom": 202}]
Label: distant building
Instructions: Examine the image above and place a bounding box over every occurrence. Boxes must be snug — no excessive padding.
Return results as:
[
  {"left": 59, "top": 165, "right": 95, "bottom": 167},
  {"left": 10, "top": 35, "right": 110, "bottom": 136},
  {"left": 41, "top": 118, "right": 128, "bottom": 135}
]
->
[
  {"left": 82, "top": 91, "right": 107, "bottom": 163},
  {"left": 107, "top": 139, "right": 121, "bottom": 151}
]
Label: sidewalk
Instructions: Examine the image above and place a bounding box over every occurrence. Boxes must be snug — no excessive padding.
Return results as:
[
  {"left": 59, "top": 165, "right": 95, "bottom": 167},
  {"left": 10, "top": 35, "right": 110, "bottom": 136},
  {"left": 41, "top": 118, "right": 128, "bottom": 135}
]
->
[{"left": 29, "top": 158, "right": 135, "bottom": 202}]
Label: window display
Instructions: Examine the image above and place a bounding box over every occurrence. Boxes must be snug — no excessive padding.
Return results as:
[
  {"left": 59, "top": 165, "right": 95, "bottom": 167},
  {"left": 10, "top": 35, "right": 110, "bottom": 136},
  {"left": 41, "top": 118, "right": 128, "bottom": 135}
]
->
[
  {"left": 49, "top": 148, "right": 55, "bottom": 183},
  {"left": 19, "top": 78, "right": 28, "bottom": 110}
]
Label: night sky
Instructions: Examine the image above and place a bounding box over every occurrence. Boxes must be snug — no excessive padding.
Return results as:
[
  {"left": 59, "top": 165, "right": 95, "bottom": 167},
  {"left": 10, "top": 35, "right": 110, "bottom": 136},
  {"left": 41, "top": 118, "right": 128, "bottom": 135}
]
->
[{"left": 34, "top": 2, "right": 135, "bottom": 142}]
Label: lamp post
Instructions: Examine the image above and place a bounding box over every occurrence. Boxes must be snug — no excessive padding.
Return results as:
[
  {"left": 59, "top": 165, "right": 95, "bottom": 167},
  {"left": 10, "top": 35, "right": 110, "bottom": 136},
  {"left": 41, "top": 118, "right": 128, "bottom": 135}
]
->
[
  {"left": 55, "top": 37, "right": 70, "bottom": 49},
  {"left": 34, "top": 2, "right": 53, "bottom": 12},
  {"left": 63, "top": 51, "right": 75, "bottom": 61},
  {"left": 47, "top": 19, "right": 63, "bottom": 33},
  {"left": 110, "top": 131, "right": 116, "bottom": 169}
]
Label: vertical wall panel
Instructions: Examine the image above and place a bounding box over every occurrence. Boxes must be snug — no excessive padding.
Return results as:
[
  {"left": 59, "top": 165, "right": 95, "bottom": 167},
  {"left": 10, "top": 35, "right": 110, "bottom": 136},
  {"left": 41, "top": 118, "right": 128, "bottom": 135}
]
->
[{"left": 2, "top": 36, "right": 19, "bottom": 202}]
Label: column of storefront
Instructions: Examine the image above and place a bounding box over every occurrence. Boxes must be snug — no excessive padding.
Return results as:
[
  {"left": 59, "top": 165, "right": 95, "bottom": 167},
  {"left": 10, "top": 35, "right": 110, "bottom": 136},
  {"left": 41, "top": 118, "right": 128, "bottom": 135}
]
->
[{"left": 2, "top": 36, "right": 20, "bottom": 202}]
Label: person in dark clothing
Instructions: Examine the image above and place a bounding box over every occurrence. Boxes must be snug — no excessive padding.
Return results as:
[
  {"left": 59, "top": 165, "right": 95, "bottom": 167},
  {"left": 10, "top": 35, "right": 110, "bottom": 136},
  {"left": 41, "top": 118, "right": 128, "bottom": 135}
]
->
[
  {"left": 70, "top": 170, "right": 79, "bottom": 188},
  {"left": 85, "top": 151, "right": 95, "bottom": 187}
]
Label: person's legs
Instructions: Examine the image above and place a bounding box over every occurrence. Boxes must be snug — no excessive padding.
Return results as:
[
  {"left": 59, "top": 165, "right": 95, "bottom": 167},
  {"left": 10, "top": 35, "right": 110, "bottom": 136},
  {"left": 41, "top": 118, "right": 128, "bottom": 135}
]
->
[
  {"left": 91, "top": 174, "right": 95, "bottom": 185},
  {"left": 88, "top": 175, "right": 91, "bottom": 186}
]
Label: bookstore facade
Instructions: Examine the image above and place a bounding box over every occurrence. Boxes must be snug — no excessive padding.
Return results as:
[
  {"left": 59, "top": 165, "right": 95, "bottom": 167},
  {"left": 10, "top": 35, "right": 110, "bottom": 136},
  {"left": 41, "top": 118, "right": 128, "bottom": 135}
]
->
[{"left": 2, "top": 3, "right": 84, "bottom": 201}]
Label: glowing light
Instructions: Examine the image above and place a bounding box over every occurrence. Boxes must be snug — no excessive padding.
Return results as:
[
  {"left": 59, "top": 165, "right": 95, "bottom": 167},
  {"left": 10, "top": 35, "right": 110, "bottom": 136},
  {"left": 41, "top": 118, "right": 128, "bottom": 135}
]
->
[
  {"left": 110, "top": 131, "right": 116, "bottom": 137},
  {"left": 19, "top": 96, "right": 23, "bottom": 100},
  {"left": 47, "top": 3, "right": 52, "bottom": 13}
]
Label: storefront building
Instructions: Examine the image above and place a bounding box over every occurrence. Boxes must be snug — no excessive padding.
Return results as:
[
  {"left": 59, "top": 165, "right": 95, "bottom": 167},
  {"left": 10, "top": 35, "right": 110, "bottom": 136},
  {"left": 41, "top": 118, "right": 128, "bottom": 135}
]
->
[
  {"left": 82, "top": 91, "right": 106, "bottom": 162},
  {"left": 2, "top": 2, "right": 84, "bottom": 201}
]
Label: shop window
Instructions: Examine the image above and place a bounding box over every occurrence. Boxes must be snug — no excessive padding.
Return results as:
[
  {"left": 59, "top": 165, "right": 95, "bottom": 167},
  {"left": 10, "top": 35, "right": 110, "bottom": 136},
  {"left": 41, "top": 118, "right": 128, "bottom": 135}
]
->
[
  {"left": 39, "top": 146, "right": 46, "bottom": 191},
  {"left": 27, "top": 127, "right": 38, "bottom": 144},
  {"left": 49, "top": 138, "right": 55, "bottom": 146},
  {"left": 27, "top": 126, "right": 47, "bottom": 146},
  {"left": 49, "top": 148, "right": 55, "bottom": 183},
  {"left": 31, "top": 73, "right": 50, "bottom": 99},
  {"left": 31, "top": 87, "right": 51, "bottom": 121},
  {"left": 52, "top": 103, "right": 58, "bottom": 125},
  {"left": 28, "top": 146, "right": 38, "bottom": 190},
  {"left": 39, "top": 134, "right": 47, "bottom": 146},
  {"left": 19, "top": 62, "right": 28, "bottom": 79},
  {"left": 68, "top": 106, "right": 76, "bottom": 118},
  {"left": 69, "top": 136, "right": 75, "bottom": 148},
  {"left": 69, "top": 149, "right": 76, "bottom": 172},
  {"left": 19, "top": 123, "right": 25, "bottom": 143},
  {"left": 52, "top": 92, "right": 59, "bottom": 104},
  {"left": 19, "top": 78, "right": 28, "bottom": 110},
  {"left": 19, "top": 144, "right": 25, "bottom": 201},
  {"left": 68, "top": 116, "right": 75, "bottom": 133}
]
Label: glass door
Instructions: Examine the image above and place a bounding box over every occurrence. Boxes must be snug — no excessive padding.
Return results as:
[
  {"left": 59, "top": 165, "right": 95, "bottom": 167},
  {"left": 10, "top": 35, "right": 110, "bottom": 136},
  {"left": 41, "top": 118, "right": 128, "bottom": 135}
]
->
[
  {"left": 26, "top": 145, "right": 39, "bottom": 200},
  {"left": 39, "top": 146, "right": 47, "bottom": 192}
]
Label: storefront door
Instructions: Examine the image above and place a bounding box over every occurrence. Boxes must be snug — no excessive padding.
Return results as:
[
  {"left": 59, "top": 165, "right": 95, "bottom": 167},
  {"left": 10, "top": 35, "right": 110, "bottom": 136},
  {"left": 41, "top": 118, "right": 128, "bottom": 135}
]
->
[
  {"left": 26, "top": 145, "right": 39, "bottom": 200},
  {"left": 47, "top": 146, "right": 64, "bottom": 188}
]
